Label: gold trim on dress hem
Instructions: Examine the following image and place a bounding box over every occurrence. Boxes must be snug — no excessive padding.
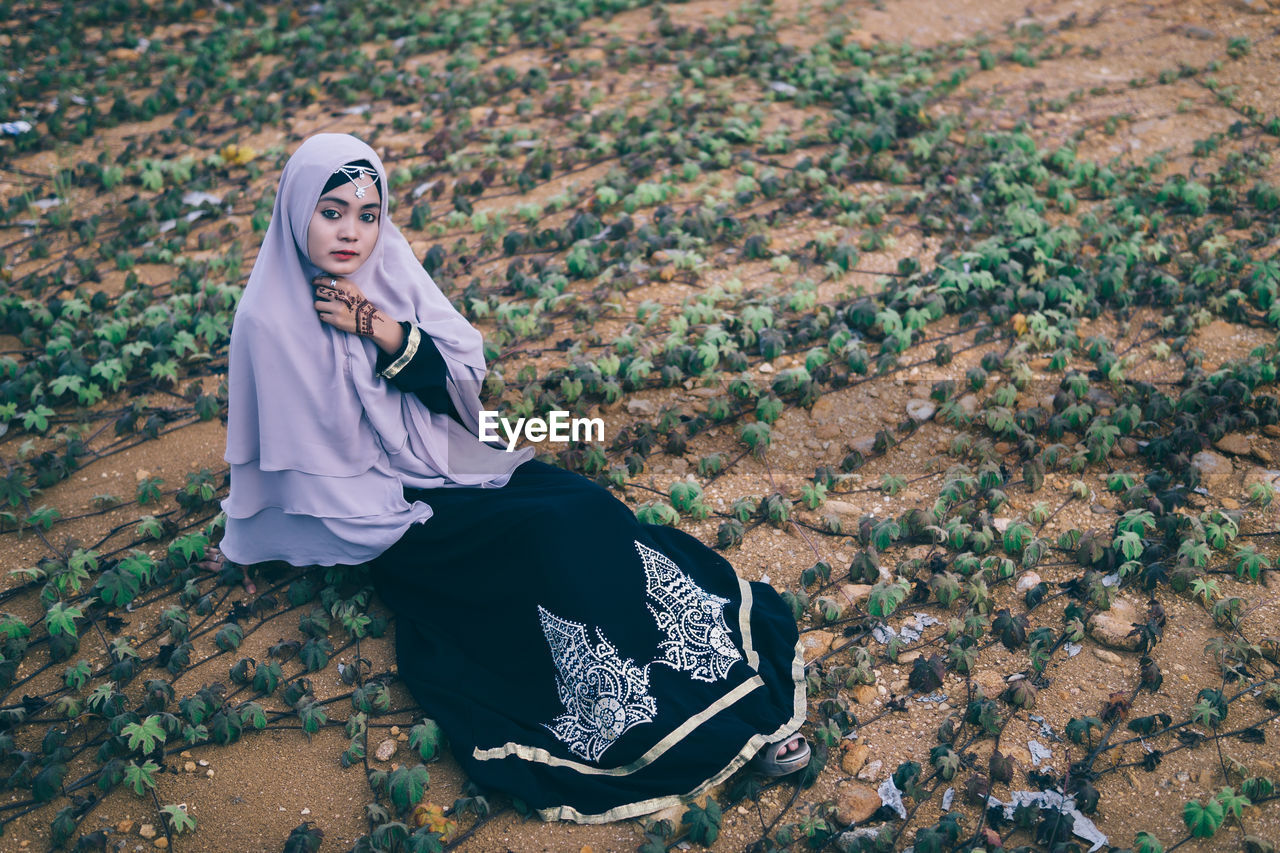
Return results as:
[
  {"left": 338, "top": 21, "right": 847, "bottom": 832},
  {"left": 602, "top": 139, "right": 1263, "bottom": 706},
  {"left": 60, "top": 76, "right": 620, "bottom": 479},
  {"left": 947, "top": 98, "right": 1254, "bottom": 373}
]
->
[
  {"left": 472, "top": 675, "right": 764, "bottom": 776},
  {"left": 737, "top": 576, "right": 760, "bottom": 671},
  {"left": 533, "top": 638, "right": 809, "bottom": 824}
]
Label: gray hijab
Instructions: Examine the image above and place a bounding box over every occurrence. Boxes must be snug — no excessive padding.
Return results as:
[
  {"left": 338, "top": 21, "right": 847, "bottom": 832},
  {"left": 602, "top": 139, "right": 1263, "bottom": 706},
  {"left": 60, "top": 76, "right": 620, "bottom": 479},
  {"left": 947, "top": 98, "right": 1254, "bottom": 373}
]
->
[{"left": 220, "top": 133, "right": 532, "bottom": 567}]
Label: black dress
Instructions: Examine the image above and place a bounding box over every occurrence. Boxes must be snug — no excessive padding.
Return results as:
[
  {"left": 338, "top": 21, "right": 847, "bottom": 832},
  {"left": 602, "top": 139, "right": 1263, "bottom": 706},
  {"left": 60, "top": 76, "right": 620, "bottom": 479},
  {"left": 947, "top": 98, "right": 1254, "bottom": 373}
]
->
[{"left": 367, "top": 325, "right": 806, "bottom": 822}]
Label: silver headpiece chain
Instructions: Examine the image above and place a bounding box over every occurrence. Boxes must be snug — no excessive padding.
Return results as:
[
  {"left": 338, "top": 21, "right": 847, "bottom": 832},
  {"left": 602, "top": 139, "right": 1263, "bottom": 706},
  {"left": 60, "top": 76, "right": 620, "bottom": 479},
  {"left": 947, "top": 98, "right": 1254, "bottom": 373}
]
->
[{"left": 335, "top": 164, "right": 376, "bottom": 199}]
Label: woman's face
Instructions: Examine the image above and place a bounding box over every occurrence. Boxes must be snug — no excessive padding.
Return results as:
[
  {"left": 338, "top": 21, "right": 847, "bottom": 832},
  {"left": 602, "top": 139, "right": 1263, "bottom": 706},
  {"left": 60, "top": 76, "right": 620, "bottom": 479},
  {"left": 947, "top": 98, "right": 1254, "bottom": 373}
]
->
[{"left": 306, "top": 176, "right": 381, "bottom": 276}]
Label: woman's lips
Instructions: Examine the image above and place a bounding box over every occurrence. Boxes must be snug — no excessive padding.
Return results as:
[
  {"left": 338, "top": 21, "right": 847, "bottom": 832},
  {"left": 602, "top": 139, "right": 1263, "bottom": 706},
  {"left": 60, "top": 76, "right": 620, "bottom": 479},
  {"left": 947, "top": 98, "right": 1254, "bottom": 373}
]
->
[{"left": 332, "top": 250, "right": 357, "bottom": 259}]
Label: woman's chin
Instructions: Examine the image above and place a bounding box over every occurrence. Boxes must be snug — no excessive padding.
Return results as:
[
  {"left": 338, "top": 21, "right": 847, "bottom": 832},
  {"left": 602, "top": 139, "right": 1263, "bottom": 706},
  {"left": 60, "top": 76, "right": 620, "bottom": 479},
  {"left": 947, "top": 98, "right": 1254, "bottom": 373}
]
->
[{"left": 314, "top": 259, "right": 366, "bottom": 277}]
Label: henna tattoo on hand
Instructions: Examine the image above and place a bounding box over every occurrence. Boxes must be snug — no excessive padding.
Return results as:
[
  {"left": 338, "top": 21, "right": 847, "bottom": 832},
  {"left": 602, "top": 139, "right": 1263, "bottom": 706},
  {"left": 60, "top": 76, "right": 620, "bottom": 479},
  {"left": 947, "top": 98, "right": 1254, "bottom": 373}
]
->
[
  {"left": 327, "top": 288, "right": 360, "bottom": 310},
  {"left": 355, "top": 300, "right": 378, "bottom": 337}
]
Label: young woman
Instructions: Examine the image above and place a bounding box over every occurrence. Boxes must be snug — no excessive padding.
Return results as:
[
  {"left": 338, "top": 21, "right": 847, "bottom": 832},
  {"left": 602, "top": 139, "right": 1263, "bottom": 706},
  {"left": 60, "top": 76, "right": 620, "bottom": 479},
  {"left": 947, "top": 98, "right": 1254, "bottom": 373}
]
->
[{"left": 216, "top": 132, "right": 809, "bottom": 823}]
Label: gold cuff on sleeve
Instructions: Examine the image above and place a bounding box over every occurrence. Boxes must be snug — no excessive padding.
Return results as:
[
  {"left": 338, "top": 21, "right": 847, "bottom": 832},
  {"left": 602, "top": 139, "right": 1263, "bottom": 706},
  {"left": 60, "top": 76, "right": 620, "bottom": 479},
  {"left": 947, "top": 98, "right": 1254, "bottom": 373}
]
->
[{"left": 378, "top": 324, "right": 420, "bottom": 380}]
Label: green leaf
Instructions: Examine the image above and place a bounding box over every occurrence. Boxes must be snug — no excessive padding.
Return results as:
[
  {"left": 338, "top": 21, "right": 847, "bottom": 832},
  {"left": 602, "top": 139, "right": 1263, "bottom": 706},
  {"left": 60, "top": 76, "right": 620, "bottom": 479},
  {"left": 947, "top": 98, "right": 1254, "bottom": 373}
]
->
[
  {"left": 868, "top": 580, "right": 909, "bottom": 618},
  {"left": 683, "top": 797, "right": 722, "bottom": 845},
  {"left": 410, "top": 719, "right": 444, "bottom": 761},
  {"left": 387, "top": 764, "right": 430, "bottom": 813},
  {"left": 122, "top": 715, "right": 166, "bottom": 754},
  {"left": 1134, "top": 831, "right": 1164, "bottom": 853},
  {"left": 44, "top": 602, "right": 82, "bottom": 638},
  {"left": 124, "top": 759, "right": 160, "bottom": 795},
  {"left": 32, "top": 761, "right": 67, "bottom": 802},
  {"left": 162, "top": 804, "right": 197, "bottom": 835},
  {"left": 1183, "top": 797, "right": 1224, "bottom": 838},
  {"left": 64, "top": 659, "right": 91, "bottom": 691}
]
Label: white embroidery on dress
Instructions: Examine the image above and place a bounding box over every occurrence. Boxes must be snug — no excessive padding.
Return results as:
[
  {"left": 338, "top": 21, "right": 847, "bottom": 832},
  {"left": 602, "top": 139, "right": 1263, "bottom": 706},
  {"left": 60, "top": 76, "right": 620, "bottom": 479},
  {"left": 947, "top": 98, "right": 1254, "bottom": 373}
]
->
[
  {"left": 635, "top": 540, "right": 741, "bottom": 682},
  {"left": 538, "top": 606, "right": 657, "bottom": 762}
]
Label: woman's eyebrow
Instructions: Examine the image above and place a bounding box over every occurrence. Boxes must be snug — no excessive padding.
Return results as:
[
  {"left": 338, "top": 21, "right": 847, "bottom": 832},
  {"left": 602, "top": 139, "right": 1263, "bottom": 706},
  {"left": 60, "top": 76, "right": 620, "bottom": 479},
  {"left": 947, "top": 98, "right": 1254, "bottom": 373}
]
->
[{"left": 318, "top": 194, "right": 381, "bottom": 210}]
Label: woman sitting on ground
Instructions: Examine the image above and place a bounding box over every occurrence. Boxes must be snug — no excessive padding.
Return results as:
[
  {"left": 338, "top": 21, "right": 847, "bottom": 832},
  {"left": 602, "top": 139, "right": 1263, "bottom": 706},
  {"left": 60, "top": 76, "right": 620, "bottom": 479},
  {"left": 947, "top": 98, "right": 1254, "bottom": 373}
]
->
[{"left": 213, "top": 132, "right": 809, "bottom": 823}]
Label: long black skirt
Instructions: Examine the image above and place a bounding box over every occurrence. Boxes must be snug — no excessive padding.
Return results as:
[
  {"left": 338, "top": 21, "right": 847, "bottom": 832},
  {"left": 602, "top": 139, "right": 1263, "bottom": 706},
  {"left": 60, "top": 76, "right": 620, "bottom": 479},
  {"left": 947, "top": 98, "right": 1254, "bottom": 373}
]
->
[{"left": 370, "top": 459, "right": 805, "bottom": 823}]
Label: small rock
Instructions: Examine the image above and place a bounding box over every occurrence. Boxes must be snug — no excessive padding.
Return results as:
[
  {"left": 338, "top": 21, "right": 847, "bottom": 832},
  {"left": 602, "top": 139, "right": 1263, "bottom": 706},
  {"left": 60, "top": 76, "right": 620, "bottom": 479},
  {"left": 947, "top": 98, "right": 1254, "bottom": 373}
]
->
[
  {"left": 1231, "top": 0, "right": 1271, "bottom": 13},
  {"left": 800, "top": 631, "right": 836, "bottom": 662},
  {"left": 139, "top": 824, "right": 157, "bottom": 839},
  {"left": 183, "top": 762, "right": 196, "bottom": 773},
  {"left": 758, "top": 362, "right": 774, "bottom": 373},
  {"left": 1214, "top": 433, "right": 1253, "bottom": 456},
  {"left": 1221, "top": 497, "right": 1240, "bottom": 510},
  {"left": 179, "top": 751, "right": 192, "bottom": 759},
  {"left": 1263, "top": 424, "right": 1280, "bottom": 438},
  {"left": 375, "top": 738, "right": 398, "bottom": 762},
  {"left": 390, "top": 726, "right": 401, "bottom": 736},
  {"left": 197, "top": 759, "right": 208, "bottom": 767},
  {"left": 850, "top": 684, "right": 877, "bottom": 705},
  {"left": 857, "top": 759, "right": 883, "bottom": 781},
  {"left": 397, "top": 733, "right": 409, "bottom": 742},
  {"left": 994, "top": 441, "right": 1015, "bottom": 455},
  {"left": 155, "top": 840, "right": 169, "bottom": 850},
  {"left": 1015, "top": 572, "right": 1041, "bottom": 593},
  {"left": 625, "top": 398, "right": 656, "bottom": 416},
  {"left": 956, "top": 394, "right": 979, "bottom": 418},
  {"left": 1086, "top": 598, "right": 1145, "bottom": 652},
  {"left": 835, "top": 781, "right": 882, "bottom": 825},
  {"left": 117, "top": 820, "right": 135, "bottom": 834},
  {"left": 898, "top": 650, "right": 921, "bottom": 665},
  {"left": 850, "top": 435, "right": 876, "bottom": 455},
  {"left": 1192, "top": 450, "right": 1234, "bottom": 492},
  {"left": 841, "top": 742, "right": 871, "bottom": 776},
  {"left": 1093, "top": 648, "right": 1124, "bottom": 666},
  {"left": 206, "top": 769, "right": 215, "bottom": 778},
  {"left": 824, "top": 500, "right": 861, "bottom": 515},
  {"left": 906, "top": 399, "right": 937, "bottom": 421},
  {"left": 838, "top": 584, "right": 874, "bottom": 608},
  {"left": 301, "top": 808, "right": 311, "bottom": 816}
]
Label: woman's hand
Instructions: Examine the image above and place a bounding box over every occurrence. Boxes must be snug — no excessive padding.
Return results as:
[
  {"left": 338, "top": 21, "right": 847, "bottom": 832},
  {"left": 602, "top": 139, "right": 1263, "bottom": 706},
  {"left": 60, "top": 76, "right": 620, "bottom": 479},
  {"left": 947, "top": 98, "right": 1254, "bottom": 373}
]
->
[
  {"left": 312, "top": 275, "right": 406, "bottom": 354},
  {"left": 313, "top": 274, "right": 375, "bottom": 336}
]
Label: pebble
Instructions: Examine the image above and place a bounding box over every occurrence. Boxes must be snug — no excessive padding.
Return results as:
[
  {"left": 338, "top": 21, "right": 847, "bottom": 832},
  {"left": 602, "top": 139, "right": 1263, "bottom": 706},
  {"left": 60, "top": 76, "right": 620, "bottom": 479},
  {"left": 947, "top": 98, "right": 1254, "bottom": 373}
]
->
[
  {"left": 834, "top": 781, "right": 882, "bottom": 825},
  {"left": 1015, "top": 572, "right": 1041, "bottom": 593},
  {"left": 1214, "top": 433, "right": 1253, "bottom": 457},
  {"left": 841, "top": 742, "right": 870, "bottom": 776},
  {"left": 117, "top": 820, "right": 135, "bottom": 834},
  {"left": 301, "top": 808, "right": 311, "bottom": 815},
  {"left": 206, "top": 769, "right": 215, "bottom": 778},
  {"left": 139, "top": 824, "right": 157, "bottom": 839},
  {"left": 155, "top": 840, "right": 169, "bottom": 850},
  {"left": 850, "top": 684, "right": 877, "bottom": 705},
  {"left": 183, "top": 761, "right": 196, "bottom": 773},
  {"left": 800, "top": 631, "right": 836, "bottom": 662},
  {"left": 1191, "top": 450, "right": 1233, "bottom": 493},
  {"left": 1086, "top": 598, "right": 1145, "bottom": 652},
  {"left": 375, "top": 739, "right": 398, "bottom": 762},
  {"left": 1093, "top": 648, "right": 1124, "bottom": 666},
  {"left": 857, "top": 759, "right": 882, "bottom": 781},
  {"left": 956, "top": 394, "right": 979, "bottom": 418},
  {"left": 390, "top": 726, "right": 401, "bottom": 736},
  {"left": 906, "top": 399, "right": 937, "bottom": 421}
]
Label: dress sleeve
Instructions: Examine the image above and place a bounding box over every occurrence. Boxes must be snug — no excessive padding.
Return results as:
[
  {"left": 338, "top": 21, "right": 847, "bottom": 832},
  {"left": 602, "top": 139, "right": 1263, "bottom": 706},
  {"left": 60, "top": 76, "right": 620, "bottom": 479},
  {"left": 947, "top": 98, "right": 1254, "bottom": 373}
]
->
[{"left": 374, "top": 322, "right": 460, "bottom": 417}]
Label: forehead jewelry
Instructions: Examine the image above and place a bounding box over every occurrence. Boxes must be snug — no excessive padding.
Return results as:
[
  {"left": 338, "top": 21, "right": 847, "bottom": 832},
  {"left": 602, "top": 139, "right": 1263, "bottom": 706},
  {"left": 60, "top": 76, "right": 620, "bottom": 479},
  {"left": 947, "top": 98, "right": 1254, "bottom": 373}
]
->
[{"left": 335, "top": 164, "right": 376, "bottom": 199}]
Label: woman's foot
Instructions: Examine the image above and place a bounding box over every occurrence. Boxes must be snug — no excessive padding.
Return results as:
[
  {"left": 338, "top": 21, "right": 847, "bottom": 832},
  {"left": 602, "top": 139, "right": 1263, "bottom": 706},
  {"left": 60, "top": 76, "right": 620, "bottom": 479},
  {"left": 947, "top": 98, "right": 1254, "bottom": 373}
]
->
[
  {"left": 752, "top": 733, "right": 810, "bottom": 776},
  {"left": 196, "top": 547, "right": 255, "bottom": 594}
]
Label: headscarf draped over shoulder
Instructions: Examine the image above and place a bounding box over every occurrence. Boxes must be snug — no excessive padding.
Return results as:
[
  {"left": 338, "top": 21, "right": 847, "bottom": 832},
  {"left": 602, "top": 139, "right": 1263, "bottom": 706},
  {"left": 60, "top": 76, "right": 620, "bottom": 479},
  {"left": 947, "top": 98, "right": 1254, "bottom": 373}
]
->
[{"left": 220, "top": 133, "right": 532, "bottom": 567}]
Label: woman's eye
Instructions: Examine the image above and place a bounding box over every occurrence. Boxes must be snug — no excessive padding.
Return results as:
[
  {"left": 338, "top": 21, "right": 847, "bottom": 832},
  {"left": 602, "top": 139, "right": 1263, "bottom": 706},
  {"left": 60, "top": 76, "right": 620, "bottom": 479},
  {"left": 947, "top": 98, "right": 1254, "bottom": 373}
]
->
[
  {"left": 321, "top": 209, "right": 340, "bottom": 219},
  {"left": 360, "top": 213, "right": 377, "bottom": 223}
]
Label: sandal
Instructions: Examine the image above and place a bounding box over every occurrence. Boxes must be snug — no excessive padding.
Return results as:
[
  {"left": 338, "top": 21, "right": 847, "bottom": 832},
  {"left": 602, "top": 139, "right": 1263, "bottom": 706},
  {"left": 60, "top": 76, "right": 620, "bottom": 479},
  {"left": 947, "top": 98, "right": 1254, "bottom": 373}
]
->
[
  {"left": 752, "top": 733, "right": 810, "bottom": 777},
  {"left": 196, "top": 547, "right": 256, "bottom": 595}
]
